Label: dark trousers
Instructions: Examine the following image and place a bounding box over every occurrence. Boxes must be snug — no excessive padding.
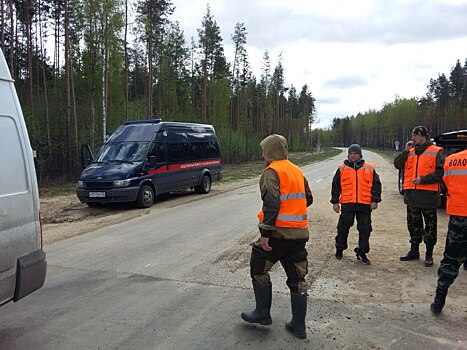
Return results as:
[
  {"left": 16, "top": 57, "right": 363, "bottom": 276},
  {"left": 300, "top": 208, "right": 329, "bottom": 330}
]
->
[
  {"left": 335, "top": 209, "right": 372, "bottom": 254},
  {"left": 437, "top": 216, "right": 467, "bottom": 291},
  {"left": 407, "top": 205, "right": 437, "bottom": 246},
  {"left": 249, "top": 239, "right": 308, "bottom": 293}
]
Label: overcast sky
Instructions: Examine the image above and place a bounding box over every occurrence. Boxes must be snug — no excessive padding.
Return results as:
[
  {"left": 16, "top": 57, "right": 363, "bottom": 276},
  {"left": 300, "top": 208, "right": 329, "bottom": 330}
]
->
[{"left": 170, "top": 0, "right": 467, "bottom": 128}]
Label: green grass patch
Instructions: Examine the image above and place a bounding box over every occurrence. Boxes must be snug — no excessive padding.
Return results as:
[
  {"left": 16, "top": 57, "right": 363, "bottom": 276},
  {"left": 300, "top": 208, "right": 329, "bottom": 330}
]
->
[
  {"left": 221, "top": 147, "right": 341, "bottom": 183},
  {"left": 369, "top": 148, "right": 400, "bottom": 163},
  {"left": 40, "top": 183, "right": 77, "bottom": 197}
]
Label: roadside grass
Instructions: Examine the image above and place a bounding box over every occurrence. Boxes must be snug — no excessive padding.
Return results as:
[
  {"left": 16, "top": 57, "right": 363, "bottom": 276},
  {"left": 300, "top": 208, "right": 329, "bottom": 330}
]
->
[
  {"left": 369, "top": 148, "right": 400, "bottom": 163},
  {"left": 40, "top": 183, "right": 77, "bottom": 197},
  {"left": 222, "top": 147, "right": 341, "bottom": 183},
  {"left": 39, "top": 147, "right": 341, "bottom": 197}
]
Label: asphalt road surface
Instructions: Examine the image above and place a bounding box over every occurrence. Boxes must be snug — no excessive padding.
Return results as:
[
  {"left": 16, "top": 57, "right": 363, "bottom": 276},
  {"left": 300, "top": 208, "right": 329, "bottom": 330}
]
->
[{"left": 1, "top": 150, "right": 466, "bottom": 350}]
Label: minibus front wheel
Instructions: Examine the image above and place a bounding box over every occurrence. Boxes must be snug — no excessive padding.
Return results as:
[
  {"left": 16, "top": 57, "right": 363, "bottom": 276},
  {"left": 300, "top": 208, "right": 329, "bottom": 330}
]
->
[
  {"left": 136, "top": 184, "right": 155, "bottom": 208},
  {"left": 195, "top": 174, "right": 211, "bottom": 194}
]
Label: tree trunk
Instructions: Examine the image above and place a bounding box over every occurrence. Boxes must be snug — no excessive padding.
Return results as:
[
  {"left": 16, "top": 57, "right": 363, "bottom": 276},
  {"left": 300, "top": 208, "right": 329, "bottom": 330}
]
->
[
  {"left": 39, "top": 0, "right": 51, "bottom": 162},
  {"left": 71, "top": 58, "right": 79, "bottom": 171},
  {"left": 26, "top": 0, "right": 34, "bottom": 136},
  {"left": 147, "top": 22, "right": 153, "bottom": 118},
  {"left": 64, "top": 0, "right": 72, "bottom": 180},
  {"left": 1, "top": 0, "right": 4, "bottom": 52},
  {"left": 8, "top": 0, "right": 14, "bottom": 78},
  {"left": 124, "top": 0, "right": 128, "bottom": 120}
]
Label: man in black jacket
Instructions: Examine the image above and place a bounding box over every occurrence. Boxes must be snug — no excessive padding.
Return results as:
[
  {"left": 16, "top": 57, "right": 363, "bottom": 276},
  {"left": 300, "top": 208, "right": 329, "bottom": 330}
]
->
[{"left": 330, "top": 144, "right": 382, "bottom": 265}]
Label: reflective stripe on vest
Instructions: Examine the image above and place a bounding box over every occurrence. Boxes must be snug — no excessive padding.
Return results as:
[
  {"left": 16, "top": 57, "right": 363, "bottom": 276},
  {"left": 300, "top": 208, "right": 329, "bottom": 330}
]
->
[
  {"left": 403, "top": 145, "right": 443, "bottom": 192},
  {"left": 257, "top": 159, "right": 308, "bottom": 228},
  {"left": 443, "top": 150, "right": 467, "bottom": 216},
  {"left": 338, "top": 162, "right": 375, "bottom": 205}
]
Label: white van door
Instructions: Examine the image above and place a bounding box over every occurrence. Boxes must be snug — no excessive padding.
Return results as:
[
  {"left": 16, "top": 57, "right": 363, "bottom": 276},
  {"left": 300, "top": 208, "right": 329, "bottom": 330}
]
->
[
  {"left": 0, "top": 51, "right": 46, "bottom": 306},
  {"left": 0, "top": 117, "right": 40, "bottom": 304}
]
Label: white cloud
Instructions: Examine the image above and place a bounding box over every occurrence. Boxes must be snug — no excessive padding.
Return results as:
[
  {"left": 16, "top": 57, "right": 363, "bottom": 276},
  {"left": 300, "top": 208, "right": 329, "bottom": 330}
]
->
[{"left": 171, "top": 0, "right": 467, "bottom": 128}]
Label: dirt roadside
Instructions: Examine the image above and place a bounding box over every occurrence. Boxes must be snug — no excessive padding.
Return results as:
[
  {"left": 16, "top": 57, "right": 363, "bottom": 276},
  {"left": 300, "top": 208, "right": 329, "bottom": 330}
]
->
[
  {"left": 40, "top": 178, "right": 258, "bottom": 244},
  {"left": 40, "top": 152, "right": 467, "bottom": 330}
]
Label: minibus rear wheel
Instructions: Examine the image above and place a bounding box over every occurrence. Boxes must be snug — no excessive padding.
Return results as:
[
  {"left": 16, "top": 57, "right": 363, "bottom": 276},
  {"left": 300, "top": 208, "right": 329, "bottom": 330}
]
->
[
  {"left": 195, "top": 174, "right": 211, "bottom": 194},
  {"left": 137, "top": 184, "right": 155, "bottom": 208}
]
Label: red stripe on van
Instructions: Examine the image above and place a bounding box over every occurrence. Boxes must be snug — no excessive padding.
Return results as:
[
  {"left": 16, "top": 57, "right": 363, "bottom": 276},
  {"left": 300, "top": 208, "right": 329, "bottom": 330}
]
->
[
  {"left": 148, "top": 167, "right": 167, "bottom": 175},
  {"left": 147, "top": 159, "right": 221, "bottom": 175}
]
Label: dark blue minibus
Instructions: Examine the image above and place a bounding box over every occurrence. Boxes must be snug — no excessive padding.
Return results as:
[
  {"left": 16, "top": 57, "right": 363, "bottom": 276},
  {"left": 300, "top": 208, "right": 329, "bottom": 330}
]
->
[{"left": 76, "top": 119, "right": 223, "bottom": 208}]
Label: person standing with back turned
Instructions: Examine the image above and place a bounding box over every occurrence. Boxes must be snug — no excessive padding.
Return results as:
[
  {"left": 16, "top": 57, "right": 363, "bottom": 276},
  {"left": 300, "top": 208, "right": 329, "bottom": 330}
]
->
[
  {"left": 430, "top": 148, "right": 467, "bottom": 314},
  {"left": 394, "top": 126, "right": 444, "bottom": 267},
  {"left": 241, "top": 134, "right": 313, "bottom": 339},
  {"left": 331, "top": 144, "right": 382, "bottom": 264}
]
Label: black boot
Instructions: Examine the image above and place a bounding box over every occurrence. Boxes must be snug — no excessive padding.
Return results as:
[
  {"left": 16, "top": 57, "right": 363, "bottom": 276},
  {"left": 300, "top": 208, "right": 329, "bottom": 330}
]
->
[
  {"left": 464, "top": 263, "right": 467, "bottom": 271},
  {"left": 400, "top": 242, "right": 420, "bottom": 261},
  {"left": 431, "top": 287, "right": 448, "bottom": 315},
  {"left": 241, "top": 282, "right": 272, "bottom": 325},
  {"left": 285, "top": 292, "right": 307, "bottom": 339},
  {"left": 424, "top": 245, "right": 434, "bottom": 267},
  {"left": 335, "top": 248, "right": 343, "bottom": 260}
]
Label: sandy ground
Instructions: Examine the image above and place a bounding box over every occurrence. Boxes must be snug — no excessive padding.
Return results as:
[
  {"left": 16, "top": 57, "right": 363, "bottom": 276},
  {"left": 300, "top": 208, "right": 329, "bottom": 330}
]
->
[
  {"left": 40, "top": 153, "right": 467, "bottom": 330},
  {"left": 40, "top": 178, "right": 255, "bottom": 244}
]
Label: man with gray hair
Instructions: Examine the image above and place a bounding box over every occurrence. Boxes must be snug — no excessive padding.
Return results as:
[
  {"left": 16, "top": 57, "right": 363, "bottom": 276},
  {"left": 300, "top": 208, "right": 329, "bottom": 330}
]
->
[{"left": 241, "top": 134, "right": 313, "bottom": 339}]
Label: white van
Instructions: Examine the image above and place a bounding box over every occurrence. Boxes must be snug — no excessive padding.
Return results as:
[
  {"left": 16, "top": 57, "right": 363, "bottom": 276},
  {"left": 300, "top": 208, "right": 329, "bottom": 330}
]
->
[{"left": 0, "top": 50, "right": 46, "bottom": 306}]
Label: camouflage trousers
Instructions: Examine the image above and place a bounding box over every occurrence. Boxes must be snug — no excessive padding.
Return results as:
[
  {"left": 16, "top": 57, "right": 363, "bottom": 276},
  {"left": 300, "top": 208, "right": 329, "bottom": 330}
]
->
[
  {"left": 407, "top": 205, "right": 437, "bottom": 246},
  {"left": 437, "top": 216, "right": 467, "bottom": 291},
  {"left": 249, "top": 238, "right": 309, "bottom": 294}
]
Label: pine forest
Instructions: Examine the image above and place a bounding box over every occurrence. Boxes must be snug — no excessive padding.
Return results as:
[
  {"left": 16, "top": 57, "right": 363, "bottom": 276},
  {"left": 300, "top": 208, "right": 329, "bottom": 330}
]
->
[{"left": 0, "top": 0, "right": 465, "bottom": 183}]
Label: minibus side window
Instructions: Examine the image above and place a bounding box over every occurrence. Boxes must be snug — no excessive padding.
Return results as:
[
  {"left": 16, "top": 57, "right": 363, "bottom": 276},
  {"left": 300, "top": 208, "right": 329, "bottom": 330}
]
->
[
  {"left": 169, "top": 143, "right": 189, "bottom": 161},
  {"left": 207, "top": 141, "right": 220, "bottom": 158},
  {"left": 155, "top": 142, "right": 166, "bottom": 163},
  {"left": 146, "top": 142, "right": 166, "bottom": 169},
  {"left": 191, "top": 143, "right": 203, "bottom": 160}
]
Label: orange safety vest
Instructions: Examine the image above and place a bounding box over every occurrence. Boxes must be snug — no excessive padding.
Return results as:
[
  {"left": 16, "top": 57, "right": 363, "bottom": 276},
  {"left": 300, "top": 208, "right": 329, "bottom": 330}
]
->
[
  {"left": 338, "top": 162, "right": 375, "bottom": 205},
  {"left": 403, "top": 145, "right": 443, "bottom": 191},
  {"left": 443, "top": 149, "right": 467, "bottom": 217},
  {"left": 257, "top": 159, "right": 308, "bottom": 228}
]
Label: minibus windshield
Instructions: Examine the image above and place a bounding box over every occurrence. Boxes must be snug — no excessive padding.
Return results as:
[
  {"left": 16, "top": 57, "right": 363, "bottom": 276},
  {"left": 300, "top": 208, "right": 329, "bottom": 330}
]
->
[{"left": 96, "top": 142, "right": 149, "bottom": 162}]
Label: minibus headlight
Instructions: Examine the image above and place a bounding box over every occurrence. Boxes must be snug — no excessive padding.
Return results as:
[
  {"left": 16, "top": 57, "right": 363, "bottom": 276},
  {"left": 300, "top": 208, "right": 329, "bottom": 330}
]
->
[
  {"left": 113, "top": 179, "right": 131, "bottom": 187},
  {"left": 77, "top": 180, "right": 84, "bottom": 188}
]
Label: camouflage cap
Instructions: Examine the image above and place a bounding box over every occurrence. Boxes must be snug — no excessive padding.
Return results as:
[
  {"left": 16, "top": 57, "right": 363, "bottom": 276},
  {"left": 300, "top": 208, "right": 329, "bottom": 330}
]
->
[{"left": 412, "top": 126, "right": 429, "bottom": 138}]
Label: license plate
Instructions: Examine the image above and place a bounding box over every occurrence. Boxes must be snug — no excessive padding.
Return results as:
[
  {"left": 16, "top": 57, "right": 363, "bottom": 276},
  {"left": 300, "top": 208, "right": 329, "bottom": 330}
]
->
[{"left": 89, "top": 192, "right": 106, "bottom": 198}]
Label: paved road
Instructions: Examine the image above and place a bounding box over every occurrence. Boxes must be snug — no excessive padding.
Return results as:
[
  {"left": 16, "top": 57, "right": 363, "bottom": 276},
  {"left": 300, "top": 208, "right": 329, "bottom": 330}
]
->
[{"left": 1, "top": 150, "right": 466, "bottom": 350}]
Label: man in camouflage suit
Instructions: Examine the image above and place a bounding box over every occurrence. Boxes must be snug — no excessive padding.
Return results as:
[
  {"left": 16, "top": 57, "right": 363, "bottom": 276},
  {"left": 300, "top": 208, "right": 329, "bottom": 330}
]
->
[
  {"left": 241, "top": 134, "right": 313, "bottom": 339},
  {"left": 394, "top": 126, "right": 444, "bottom": 266},
  {"left": 431, "top": 148, "right": 467, "bottom": 314}
]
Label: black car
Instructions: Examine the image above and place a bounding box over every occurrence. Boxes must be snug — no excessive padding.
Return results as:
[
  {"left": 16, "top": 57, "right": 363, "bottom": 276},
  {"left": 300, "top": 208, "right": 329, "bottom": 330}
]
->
[{"left": 398, "top": 130, "right": 467, "bottom": 201}]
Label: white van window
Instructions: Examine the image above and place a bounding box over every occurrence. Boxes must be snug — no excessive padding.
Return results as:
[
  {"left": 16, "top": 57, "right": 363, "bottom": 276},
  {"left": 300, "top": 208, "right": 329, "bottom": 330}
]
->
[{"left": 0, "top": 116, "right": 28, "bottom": 196}]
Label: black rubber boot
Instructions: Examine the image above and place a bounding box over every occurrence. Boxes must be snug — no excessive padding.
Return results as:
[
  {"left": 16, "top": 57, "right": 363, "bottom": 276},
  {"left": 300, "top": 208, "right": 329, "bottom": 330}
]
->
[
  {"left": 431, "top": 287, "right": 448, "bottom": 315},
  {"left": 400, "top": 243, "right": 420, "bottom": 261},
  {"left": 335, "top": 248, "right": 343, "bottom": 260},
  {"left": 424, "top": 245, "right": 434, "bottom": 267},
  {"left": 464, "top": 263, "right": 467, "bottom": 271},
  {"left": 241, "top": 282, "right": 272, "bottom": 325},
  {"left": 285, "top": 292, "right": 307, "bottom": 339}
]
